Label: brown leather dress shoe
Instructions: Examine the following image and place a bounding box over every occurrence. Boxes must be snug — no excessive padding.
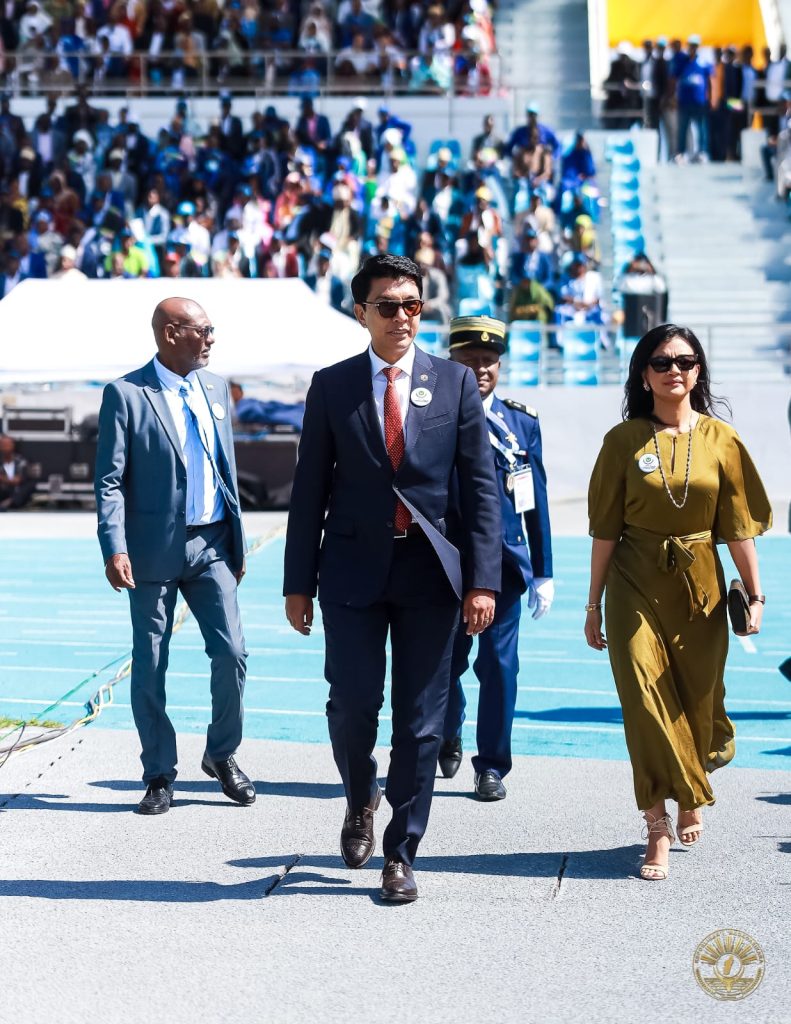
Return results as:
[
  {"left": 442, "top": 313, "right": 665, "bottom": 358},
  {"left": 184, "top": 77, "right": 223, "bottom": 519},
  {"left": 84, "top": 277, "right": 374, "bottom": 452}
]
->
[
  {"left": 380, "top": 858, "right": 418, "bottom": 903},
  {"left": 340, "top": 786, "right": 382, "bottom": 868}
]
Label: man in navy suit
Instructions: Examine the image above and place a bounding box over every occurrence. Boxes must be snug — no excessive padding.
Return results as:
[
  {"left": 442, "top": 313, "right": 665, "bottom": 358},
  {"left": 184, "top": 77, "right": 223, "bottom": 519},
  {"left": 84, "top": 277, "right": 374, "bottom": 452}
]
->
[
  {"left": 284, "top": 254, "right": 501, "bottom": 902},
  {"left": 95, "top": 297, "right": 254, "bottom": 815},
  {"left": 440, "top": 316, "right": 554, "bottom": 799}
]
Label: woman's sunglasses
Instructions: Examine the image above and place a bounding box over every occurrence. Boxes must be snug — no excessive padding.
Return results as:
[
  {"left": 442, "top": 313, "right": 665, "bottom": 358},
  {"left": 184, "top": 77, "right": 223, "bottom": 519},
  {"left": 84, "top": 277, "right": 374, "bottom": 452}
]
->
[
  {"left": 648, "top": 355, "right": 699, "bottom": 373},
  {"left": 362, "top": 299, "right": 424, "bottom": 319}
]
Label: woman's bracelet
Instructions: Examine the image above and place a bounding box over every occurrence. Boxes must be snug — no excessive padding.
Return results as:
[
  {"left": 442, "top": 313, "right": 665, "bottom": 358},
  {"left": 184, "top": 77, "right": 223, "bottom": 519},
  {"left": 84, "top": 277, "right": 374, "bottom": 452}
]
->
[
  {"left": 748, "top": 595, "right": 766, "bottom": 605},
  {"left": 584, "top": 603, "right": 602, "bottom": 612}
]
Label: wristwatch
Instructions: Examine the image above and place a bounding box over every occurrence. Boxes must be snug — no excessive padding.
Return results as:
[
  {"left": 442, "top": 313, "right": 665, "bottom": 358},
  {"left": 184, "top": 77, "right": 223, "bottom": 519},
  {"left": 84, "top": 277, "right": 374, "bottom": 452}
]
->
[{"left": 748, "top": 594, "right": 766, "bottom": 605}]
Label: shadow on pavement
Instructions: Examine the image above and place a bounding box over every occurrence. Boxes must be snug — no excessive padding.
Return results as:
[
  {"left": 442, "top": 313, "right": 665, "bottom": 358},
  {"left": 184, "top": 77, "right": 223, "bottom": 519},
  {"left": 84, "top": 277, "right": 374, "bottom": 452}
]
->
[
  {"left": 90, "top": 779, "right": 347, "bottom": 799},
  {"left": 0, "top": 848, "right": 647, "bottom": 902},
  {"left": 233, "top": 848, "right": 643, "bottom": 882},
  {"left": 514, "top": 707, "right": 791, "bottom": 725}
]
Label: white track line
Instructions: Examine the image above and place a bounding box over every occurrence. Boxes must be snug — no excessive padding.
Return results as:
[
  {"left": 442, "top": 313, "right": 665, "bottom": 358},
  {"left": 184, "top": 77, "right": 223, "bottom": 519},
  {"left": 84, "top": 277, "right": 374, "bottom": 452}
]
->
[{"left": 2, "top": 697, "right": 789, "bottom": 743}]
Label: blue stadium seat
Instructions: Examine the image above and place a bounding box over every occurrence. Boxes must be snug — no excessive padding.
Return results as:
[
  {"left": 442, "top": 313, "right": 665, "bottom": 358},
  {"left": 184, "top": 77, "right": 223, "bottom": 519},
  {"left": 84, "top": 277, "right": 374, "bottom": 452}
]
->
[
  {"left": 457, "top": 297, "right": 492, "bottom": 317},
  {"left": 506, "top": 321, "right": 542, "bottom": 386},
  {"left": 561, "top": 327, "right": 598, "bottom": 386},
  {"left": 416, "top": 323, "right": 448, "bottom": 357},
  {"left": 606, "top": 138, "right": 635, "bottom": 157}
]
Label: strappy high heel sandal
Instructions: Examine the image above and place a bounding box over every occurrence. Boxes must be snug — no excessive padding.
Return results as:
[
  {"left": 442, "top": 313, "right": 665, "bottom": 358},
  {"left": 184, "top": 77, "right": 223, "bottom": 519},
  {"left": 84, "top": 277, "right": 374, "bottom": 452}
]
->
[
  {"left": 639, "top": 811, "right": 675, "bottom": 881},
  {"left": 677, "top": 810, "right": 703, "bottom": 846}
]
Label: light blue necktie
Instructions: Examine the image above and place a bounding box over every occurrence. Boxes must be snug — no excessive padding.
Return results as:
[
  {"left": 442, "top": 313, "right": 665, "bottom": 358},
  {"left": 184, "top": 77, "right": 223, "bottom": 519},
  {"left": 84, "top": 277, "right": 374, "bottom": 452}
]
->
[{"left": 179, "top": 383, "right": 240, "bottom": 519}]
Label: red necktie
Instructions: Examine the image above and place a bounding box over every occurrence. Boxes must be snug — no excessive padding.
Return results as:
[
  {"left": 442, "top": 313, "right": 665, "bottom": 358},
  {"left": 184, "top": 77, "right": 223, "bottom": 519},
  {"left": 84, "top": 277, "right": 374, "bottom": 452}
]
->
[{"left": 382, "top": 366, "right": 410, "bottom": 532}]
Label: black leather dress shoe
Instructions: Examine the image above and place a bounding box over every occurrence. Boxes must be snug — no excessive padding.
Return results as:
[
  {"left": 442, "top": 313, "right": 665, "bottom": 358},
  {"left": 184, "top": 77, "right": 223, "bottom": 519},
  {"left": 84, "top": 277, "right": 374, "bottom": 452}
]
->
[
  {"left": 380, "top": 858, "right": 418, "bottom": 903},
  {"left": 137, "top": 777, "right": 174, "bottom": 815},
  {"left": 201, "top": 754, "right": 256, "bottom": 805},
  {"left": 474, "top": 769, "right": 506, "bottom": 801},
  {"left": 438, "top": 737, "right": 463, "bottom": 778},
  {"left": 340, "top": 786, "right": 382, "bottom": 868}
]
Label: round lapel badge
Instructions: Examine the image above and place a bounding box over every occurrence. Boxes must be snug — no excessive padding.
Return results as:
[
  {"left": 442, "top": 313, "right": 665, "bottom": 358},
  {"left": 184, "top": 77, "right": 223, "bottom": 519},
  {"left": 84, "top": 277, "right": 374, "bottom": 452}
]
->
[
  {"left": 638, "top": 453, "right": 659, "bottom": 473},
  {"left": 410, "top": 387, "right": 432, "bottom": 407},
  {"left": 211, "top": 402, "right": 226, "bottom": 420}
]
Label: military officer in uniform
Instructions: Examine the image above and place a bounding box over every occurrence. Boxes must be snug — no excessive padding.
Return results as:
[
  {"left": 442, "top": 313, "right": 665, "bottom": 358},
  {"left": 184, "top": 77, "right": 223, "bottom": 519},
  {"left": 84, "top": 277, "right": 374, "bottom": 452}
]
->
[{"left": 440, "top": 315, "right": 554, "bottom": 799}]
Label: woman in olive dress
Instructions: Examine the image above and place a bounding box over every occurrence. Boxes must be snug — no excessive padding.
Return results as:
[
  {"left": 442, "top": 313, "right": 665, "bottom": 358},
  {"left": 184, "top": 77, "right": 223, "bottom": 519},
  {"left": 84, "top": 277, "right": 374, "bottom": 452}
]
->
[{"left": 584, "top": 324, "right": 771, "bottom": 880}]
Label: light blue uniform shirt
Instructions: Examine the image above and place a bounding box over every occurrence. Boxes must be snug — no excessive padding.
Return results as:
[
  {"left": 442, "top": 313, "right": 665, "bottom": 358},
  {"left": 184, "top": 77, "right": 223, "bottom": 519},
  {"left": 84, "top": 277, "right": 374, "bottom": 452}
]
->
[{"left": 154, "top": 356, "right": 225, "bottom": 526}]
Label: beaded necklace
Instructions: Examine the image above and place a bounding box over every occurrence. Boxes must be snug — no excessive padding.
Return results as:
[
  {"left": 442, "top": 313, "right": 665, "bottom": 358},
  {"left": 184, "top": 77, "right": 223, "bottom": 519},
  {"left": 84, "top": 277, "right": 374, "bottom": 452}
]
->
[{"left": 650, "top": 419, "right": 695, "bottom": 510}]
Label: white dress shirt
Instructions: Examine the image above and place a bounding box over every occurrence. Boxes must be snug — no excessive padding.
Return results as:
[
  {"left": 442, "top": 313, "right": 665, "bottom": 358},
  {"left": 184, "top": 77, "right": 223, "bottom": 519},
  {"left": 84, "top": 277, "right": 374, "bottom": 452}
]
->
[
  {"left": 154, "top": 356, "right": 225, "bottom": 526},
  {"left": 369, "top": 342, "right": 415, "bottom": 442}
]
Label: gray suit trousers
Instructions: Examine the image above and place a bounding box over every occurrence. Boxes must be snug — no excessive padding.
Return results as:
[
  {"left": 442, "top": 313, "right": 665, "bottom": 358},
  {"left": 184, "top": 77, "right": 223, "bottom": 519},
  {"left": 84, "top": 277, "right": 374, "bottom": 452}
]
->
[{"left": 128, "top": 521, "right": 247, "bottom": 783}]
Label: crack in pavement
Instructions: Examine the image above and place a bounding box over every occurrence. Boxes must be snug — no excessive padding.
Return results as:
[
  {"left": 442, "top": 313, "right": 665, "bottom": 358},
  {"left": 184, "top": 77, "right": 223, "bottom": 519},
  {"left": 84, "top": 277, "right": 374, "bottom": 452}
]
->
[{"left": 263, "top": 854, "right": 302, "bottom": 896}]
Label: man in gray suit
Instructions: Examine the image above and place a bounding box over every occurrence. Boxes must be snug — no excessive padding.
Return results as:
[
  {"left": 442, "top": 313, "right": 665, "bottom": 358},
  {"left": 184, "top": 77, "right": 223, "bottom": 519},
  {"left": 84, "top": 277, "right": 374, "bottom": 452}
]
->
[{"left": 95, "top": 297, "right": 254, "bottom": 815}]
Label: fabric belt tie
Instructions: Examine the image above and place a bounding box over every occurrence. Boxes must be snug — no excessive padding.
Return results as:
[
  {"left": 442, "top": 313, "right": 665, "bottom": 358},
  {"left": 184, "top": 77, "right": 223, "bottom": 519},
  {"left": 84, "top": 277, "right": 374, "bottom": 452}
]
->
[{"left": 655, "top": 530, "right": 713, "bottom": 619}]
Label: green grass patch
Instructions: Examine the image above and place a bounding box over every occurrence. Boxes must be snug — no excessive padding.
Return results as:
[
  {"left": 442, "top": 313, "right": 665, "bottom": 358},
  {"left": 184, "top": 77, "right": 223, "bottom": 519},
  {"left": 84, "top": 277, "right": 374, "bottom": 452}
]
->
[{"left": 0, "top": 715, "right": 63, "bottom": 730}]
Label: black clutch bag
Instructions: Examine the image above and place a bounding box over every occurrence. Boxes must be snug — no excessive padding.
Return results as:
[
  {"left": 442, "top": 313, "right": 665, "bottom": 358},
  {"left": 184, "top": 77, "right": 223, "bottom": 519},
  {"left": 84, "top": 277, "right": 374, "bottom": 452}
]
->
[{"left": 727, "top": 579, "right": 750, "bottom": 636}]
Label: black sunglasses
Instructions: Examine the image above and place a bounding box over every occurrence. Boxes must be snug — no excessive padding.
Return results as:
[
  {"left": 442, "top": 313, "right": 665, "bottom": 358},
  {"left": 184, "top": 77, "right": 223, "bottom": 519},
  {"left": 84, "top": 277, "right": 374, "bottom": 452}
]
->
[
  {"left": 170, "top": 323, "right": 215, "bottom": 340},
  {"left": 362, "top": 299, "right": 424, "bottom": 319},
  {"left": 648, "top": 355, "right": 698, "bottom": 373}
]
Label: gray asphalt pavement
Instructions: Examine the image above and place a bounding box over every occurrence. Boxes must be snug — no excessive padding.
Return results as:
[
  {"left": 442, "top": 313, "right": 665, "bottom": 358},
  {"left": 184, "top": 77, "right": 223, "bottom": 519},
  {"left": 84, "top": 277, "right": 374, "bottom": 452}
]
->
[{"left": 1, "top": 728, "right": 788, "bottom": 1024}]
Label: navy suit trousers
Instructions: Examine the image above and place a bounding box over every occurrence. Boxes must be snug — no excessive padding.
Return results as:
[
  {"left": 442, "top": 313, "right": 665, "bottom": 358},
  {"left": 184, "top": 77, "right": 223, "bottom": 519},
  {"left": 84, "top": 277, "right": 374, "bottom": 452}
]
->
[
  {"left": 321, "top": 533, "right": 459, "bottom": 866},
  {"left": 127, "top": 521, "right": 247, "bottom": 783},
  {"left": 444, "top": 566, "right": 523, "bottom": 777}
]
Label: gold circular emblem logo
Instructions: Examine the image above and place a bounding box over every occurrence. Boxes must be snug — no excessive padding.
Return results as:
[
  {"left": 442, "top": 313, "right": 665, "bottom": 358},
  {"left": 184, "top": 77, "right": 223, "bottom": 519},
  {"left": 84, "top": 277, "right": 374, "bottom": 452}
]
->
[
  {"left": 692, "top": 929, "right": 765, "bottom": 1001},
  {"left": 481, "top": 331, "right": 490, "bottom": 341}
]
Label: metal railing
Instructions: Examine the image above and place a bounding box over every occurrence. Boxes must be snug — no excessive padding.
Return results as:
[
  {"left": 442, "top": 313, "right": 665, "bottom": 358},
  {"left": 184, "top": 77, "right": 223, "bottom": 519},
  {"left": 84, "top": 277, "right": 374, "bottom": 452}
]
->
[
  {"left": 416, "top": 320, "right": 791, "bottom": 386},
  {"left": 0, "top": 47, "right": 504, "bottom": 98}
]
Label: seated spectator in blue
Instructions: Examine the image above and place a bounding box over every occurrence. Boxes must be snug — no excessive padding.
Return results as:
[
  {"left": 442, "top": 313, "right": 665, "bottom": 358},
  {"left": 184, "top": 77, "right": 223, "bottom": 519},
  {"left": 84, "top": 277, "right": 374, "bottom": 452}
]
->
[
  {"left": 338, "top": 0, "right": 377, "bottom": 48},
  {"left": 295, "top": 96, "right": 331, "bottom": 169},
  {"left": 196, "top": 125, "right": 233, "bottom": 195},
  {"left": 375, "top": 104, "right": 413, "bottom": 146},
  {"left": 677, "top": 36, "right": 711, "bottom": 159},
  {"left": 289, "top": 59, "right": 322, "bottom": 98},
  {"left": 153, "top": 130, "right": 188, "bottom": 198},
  {"left": 505, "top": 103, "right": 560, "bottom": 160},
  {"left": 421, "top": 145, "right": 456, "bottom": 203},
  {"left": 513, "top": 228, "right": 552, "bottom": 288},
  {"left": 229, "top": 381, "right": 305, "bottom": 430},
  {"left": 560, "top": 132, "right": 597, "bottom": 191},
  {"left": 56, "top": 17, "right": 87, "bottom": 79},
  {"left": 0, "top": 248, "right": 25, "bottom": 297},
  {"left": 15, "top": 231, "right": 47, "bottom": 278},
  {"left": 554, "top": 255, "right": 603, "bottom": 325},
  {"left": 28, "top": 210, "right": 63, "bottom": 275},
  {"left": 304, "top": 248, "right": 347, "bottom": 313}
]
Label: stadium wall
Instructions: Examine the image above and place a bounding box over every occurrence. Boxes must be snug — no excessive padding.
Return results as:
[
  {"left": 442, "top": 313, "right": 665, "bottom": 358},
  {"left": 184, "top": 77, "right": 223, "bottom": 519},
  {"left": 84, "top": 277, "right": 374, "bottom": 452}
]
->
[
  {"left": 606, "top": 0, "right": 769, "bottom": 51},
  {"left": 8, "top": 95, "right": 512, "bottom": 168}
]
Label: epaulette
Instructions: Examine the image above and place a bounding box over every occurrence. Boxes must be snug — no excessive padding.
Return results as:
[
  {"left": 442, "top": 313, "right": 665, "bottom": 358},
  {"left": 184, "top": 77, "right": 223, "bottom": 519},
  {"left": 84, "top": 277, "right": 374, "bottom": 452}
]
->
[{"left": 503, "top": 398, "right": 538, "bottom": 418}]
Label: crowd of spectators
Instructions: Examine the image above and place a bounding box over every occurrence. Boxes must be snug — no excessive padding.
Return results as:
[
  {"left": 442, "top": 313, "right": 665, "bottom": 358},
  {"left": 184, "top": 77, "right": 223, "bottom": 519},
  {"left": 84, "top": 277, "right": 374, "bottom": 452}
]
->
[
  {"left": 0, "top": 0, "right": 498, "bottom": 95},
  {"left": 0, "top": 88, "right": 606, "bottom": 334},
  {"left": 604, "top": 36, "right": 790, "bottom": 164}
]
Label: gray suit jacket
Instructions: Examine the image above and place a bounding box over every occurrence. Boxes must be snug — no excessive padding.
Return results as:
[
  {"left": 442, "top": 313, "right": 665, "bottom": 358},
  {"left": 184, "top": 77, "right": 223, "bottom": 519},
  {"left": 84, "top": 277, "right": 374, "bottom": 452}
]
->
[{"left": 95, "top": 359, "right": 246, "bottom": 581}]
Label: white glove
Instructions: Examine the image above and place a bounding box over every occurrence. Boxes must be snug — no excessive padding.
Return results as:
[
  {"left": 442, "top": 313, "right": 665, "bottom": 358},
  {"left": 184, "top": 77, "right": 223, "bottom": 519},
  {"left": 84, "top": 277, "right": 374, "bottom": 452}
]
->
[{"left": 527, "top": 577, "right": 554, "bottom": 620}]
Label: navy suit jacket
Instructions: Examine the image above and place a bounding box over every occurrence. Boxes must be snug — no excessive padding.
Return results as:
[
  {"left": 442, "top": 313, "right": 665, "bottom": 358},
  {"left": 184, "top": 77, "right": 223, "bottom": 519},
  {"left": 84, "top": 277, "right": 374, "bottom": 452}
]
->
[
  {"left": 283, "top": 345, "right": 501, "bottom": 605},
  {"left": 95, "top": 359, "right": 246, "bottom": 582},
  {"left": 487, "top": 395, "right": 552, "bottom": 592}
]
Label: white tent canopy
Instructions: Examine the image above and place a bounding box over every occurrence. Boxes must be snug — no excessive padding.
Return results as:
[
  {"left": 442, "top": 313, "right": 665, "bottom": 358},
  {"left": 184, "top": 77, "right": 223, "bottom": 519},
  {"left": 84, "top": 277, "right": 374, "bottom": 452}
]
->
[{"left": 0, "top": 278, "right": 368, "bottom": 385}]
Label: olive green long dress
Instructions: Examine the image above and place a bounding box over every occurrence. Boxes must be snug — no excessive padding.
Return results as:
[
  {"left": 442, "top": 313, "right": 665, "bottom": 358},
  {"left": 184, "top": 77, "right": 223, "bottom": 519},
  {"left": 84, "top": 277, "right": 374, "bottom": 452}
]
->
[{"left": 588, "top": 415, "right": 771, "bottom": 811}]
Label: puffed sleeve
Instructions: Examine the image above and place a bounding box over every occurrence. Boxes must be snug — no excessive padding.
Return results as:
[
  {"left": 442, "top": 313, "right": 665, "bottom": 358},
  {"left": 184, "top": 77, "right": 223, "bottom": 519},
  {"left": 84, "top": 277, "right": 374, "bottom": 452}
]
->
[
  {"left": 587, "top": 427, "right": 626, "bottom": 540},
  {"left": 714, "top": 429, "right": 772, "bottom": 541}
]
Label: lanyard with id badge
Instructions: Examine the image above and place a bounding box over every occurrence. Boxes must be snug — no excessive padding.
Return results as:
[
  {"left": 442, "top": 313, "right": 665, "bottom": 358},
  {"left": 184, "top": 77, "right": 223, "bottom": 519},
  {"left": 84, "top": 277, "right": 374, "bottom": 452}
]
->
[{"left": 485, "top": 408, "right": 535, "bottom": 514}]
